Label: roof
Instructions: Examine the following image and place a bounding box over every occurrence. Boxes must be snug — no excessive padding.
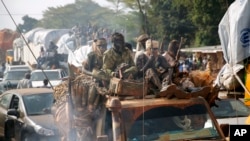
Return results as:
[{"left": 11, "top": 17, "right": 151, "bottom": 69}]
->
[
  {"left": 181, "top": 45, "right": 222, "bottom": 53},
  {"left": 4, "top": 88, "right": 53, "bottom": 96},
  {"left": 31, "top": 69, "right": 63, "bottom": 72}
]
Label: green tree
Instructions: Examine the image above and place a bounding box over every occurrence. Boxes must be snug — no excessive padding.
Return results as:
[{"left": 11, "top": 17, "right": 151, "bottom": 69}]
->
[
  {"left": 30, "top": 0, "right": 235, "bottom": 47},
  {"left": 17, "top": 15, "right": 39, "bottom": 33},
  {"left": 186, "top": 0, "right": 234, "bottom": 46}
]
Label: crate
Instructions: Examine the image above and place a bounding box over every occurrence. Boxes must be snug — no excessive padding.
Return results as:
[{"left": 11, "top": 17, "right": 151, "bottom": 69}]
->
[{"left": 109, "top": 77, "right": 147, "bottom": 96}]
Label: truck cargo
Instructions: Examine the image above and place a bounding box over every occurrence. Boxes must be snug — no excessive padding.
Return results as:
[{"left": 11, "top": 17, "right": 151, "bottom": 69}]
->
[{"left": 0, "top": 28, "right": 19, "bottom": 64}]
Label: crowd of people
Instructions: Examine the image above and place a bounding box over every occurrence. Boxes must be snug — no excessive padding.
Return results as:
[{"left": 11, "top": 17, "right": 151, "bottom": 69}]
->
[{"left": 71, "top": 23, "right": 126, "bottom": 48}]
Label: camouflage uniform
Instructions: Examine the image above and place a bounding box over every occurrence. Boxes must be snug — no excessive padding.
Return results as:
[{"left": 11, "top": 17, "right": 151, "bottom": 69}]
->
[{"left": 102, "top": 32, "right": 137, "bottom": 80}]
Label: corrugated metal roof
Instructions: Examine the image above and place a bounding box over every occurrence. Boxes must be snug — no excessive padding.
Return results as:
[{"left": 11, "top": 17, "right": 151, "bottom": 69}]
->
[{"left": 181, "top": 45, "right": 222, "bottom": 53}]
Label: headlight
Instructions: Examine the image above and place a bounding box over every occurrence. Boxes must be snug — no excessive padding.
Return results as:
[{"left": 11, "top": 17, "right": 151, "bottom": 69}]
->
[{"left": 34, "top": 125, "right": 55, "bottom": 136}]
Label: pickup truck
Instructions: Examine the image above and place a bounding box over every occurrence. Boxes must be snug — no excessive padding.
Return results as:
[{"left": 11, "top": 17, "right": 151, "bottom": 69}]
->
[
  {"left": 53, "top": 86, "right": 227, "bottom": 141},
  {"left": 95, "top": 96, "right": 226, "bottom": 141}
]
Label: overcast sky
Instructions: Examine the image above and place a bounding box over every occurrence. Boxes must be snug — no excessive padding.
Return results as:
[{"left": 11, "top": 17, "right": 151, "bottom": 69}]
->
[{"left": 0, "top": 0, "right": 111, "bottom": 31}]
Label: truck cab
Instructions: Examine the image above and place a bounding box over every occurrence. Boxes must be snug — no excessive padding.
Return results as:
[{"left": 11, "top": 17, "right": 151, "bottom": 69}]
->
[{"left": 95, "top": 96, "right": 226, "bottom": 141}]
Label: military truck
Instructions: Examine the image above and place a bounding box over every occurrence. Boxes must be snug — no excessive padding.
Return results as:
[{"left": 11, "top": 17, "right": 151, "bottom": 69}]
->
[
  {"left": 98, "top": 95, "right": 226, "bottom": 141},
  {"left": 52, "top": 72, "right": 227, "bottom": 141}
]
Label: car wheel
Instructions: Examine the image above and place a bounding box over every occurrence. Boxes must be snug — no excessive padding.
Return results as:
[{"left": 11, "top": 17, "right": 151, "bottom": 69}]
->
[{"left": 21, "top": 133, "right": 37, "bottom": 141}]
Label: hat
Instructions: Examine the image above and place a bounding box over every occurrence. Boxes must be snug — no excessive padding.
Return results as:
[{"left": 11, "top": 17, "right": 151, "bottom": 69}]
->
[
  {"left": 137, "top": 34, "right": 149, "bottom": 42},
  {"left": 145, "top": 39, "right": 159, "bottom": 49}
]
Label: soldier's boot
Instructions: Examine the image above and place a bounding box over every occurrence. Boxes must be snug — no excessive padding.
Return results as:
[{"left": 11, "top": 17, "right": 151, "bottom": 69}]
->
[
  {"left": 158, "top": 84, "right": 176, "bottom": 98},
  {"left": 174, "top": 87, "right": 192, "bottom": 99}
]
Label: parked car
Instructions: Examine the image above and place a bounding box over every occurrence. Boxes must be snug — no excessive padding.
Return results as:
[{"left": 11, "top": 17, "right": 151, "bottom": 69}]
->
[
  {"left": 0, "top": 69, "right": 30, "bottom": 94},
  {"left": 0, "top": 88, "right": 59, "bottom": 141},
  {"left": 211, "top": 97, "right": 250, "bottom": 125},
  {"left": 30, "top": 69, "right": 68, "bottom": 88}
]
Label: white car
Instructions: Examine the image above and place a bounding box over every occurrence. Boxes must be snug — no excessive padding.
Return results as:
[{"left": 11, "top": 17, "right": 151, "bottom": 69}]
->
[
  {"left": 30, "top": 69, "right": 68, "bottom": 88},
  {"left": 4, "top": 65, "right": 31, "bottom": 74}
]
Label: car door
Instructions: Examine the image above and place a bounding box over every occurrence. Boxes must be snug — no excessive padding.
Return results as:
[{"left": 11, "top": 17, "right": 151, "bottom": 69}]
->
[{"left": 0, "top": 93, "right": 13, "bottom": 136}]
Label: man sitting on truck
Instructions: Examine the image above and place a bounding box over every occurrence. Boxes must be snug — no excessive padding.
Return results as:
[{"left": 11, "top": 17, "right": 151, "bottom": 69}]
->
[{"left": 102, "top": 32, "right": 137, "bottom": 80}]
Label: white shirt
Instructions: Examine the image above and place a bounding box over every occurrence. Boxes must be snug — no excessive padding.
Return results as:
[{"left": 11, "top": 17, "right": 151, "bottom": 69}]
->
[{"left": 17, "top": 79, "right": 32, "bottom": 89}]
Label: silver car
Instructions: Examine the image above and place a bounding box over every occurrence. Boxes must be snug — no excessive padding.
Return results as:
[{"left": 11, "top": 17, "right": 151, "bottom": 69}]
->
[{"left": 0, "top": 88, "right": 59, "bottom": 141}]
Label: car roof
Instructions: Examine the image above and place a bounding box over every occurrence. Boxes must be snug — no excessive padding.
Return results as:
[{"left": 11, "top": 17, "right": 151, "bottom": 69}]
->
[
  {"left": 7, "top": 65, "right": 29, "bottom": 68},
  {"left": 31, "top": 69, "right": 63, "bottom": 72},
  {"left": 5, "top": 69, "right": 30, "bottom": 72},
  {"left": 3, "top": 88, "right": 54, "bottom": 96}
]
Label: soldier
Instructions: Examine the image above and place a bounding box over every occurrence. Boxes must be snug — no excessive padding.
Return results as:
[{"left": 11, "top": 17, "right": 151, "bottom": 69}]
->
[
  {"left": 135, "top": 33, "right": 149, "bottom": 51},
  {"left": 102, "top": 32, "right": 137, "bottom": 80},
  {"left": 71, "top": 38, "right": 108, "bottom": 141},
  {"left": 136, "top": 39, "right": 171, "bottom": 93},
  {"left": 84, "top": 38, "right": 107, "bottom": 71},
  {"left": 161, "top": 39, "right": 211, "bottom": 98},
  {"left": 134, "top": 34, "right": 149, "bottom": 62},
  {"left": 162, "top": 39, "right": 183, "bottom": 85},
  {"left": 84, "top": 38, "right": 108, "bottom": 86}
]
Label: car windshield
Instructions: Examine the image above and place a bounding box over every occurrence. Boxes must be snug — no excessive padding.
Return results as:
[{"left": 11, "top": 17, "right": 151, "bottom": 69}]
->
[
  {"left": 105, "top": 104, "right": 221, "bottom": 141},
  {"left": 3, "top": 71, "right": 27, "bottom": 80},
  {"left": 211, "top": 99, "right": 250, "bottom": 118},
  {"left": 23, "top": 93, "right": 54, "bottom": 115},
  {"left": 31, "top": 71, "right": 60, "bottom": 81}
]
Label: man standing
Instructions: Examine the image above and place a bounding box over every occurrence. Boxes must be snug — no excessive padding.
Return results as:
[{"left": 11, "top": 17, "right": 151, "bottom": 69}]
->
[{"left": 17, "top": 73, "right": 32, "bottom": 89}]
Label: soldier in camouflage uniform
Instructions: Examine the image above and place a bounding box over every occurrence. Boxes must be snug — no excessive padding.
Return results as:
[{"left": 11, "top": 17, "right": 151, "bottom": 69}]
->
[
  {"left": 102, "top": 32, "right": 137, "bottom": 80},
  {"left": 68, "top": 38, "right": 108, "bottom": 141},
  {"left": 84, "top": 38, "right": 107, "bottom": 80}
]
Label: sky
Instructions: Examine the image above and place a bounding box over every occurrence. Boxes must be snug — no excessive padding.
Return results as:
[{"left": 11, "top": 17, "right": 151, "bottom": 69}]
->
[{"left": 0, "top": 0, "right": 111, "bottom": 31}]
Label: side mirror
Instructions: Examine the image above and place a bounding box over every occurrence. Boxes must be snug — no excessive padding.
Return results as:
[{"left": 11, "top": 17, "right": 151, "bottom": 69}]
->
[{"left": 7, "top": 109, "right": 20, "bottom": 118}]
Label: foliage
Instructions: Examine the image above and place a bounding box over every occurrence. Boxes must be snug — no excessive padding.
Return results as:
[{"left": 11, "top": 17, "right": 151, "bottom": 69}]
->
[
  {"left": 17, "top": 15, "right": 38, "bottom": 33},
  {"left": 18, "top": 0, "right": 234, "bottom": 47}
]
